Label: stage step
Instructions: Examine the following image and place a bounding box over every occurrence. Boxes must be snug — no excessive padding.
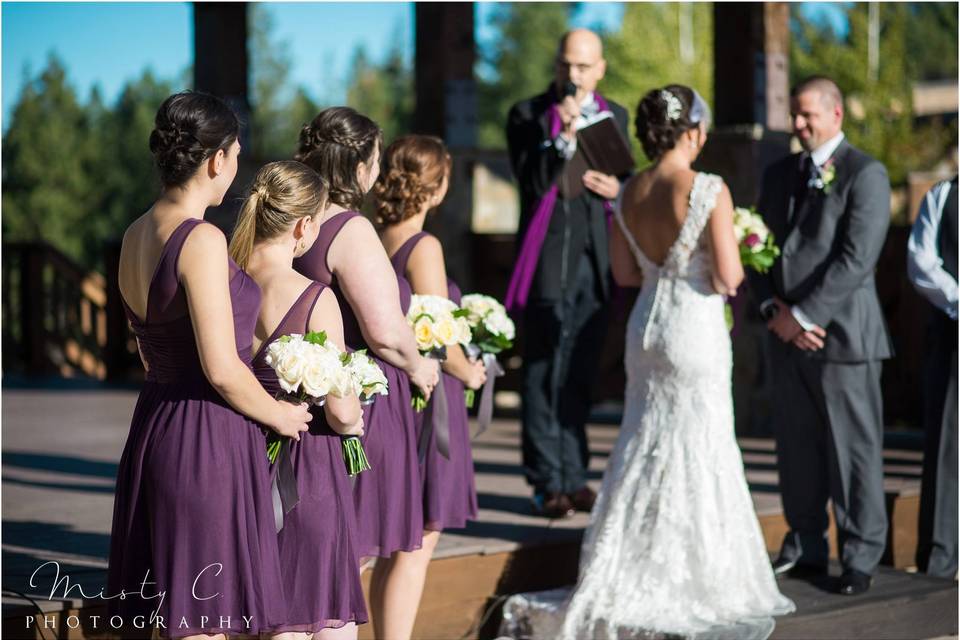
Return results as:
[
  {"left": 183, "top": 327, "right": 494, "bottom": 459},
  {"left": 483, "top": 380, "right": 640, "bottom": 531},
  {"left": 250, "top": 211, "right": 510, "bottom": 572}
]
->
[{"left": 0, "top": 389, "right": 937, "bottom": 639}]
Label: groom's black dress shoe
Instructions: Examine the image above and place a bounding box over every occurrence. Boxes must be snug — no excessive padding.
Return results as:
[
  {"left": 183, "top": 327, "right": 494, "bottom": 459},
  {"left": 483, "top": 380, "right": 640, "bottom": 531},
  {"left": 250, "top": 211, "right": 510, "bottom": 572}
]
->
[
  {"left": 772, "top": 557, "right": 828, "bottom": 578},
  {"left": 568, "top": 486, "right": 597, "bottom": 512},
  {"left": 532, "top": 492, "right": 575, "bottom": 519},
  {"left": 838, "top": 569, "right": 872, "bottom": 595}
]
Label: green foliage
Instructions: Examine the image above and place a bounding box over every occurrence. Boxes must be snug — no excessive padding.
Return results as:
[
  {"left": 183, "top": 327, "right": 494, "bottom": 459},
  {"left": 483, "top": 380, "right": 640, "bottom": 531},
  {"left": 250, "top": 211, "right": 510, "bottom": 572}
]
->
[
  {"left": 2, "top": 56, "right": 174, "bottom": 269},
  {"left": 249, "top": 4, "right": 319, "bottom": 159},
  {"left": 905, "top": 3, "right": 958, "bottom": 81},
  {"left": 791, "top": 3, "right": 958, "bottom": 188},
  {"left": 602, "top": 3, "right": 714, "bottom": 166},
  {"left": 477, "top": 3, "right": 571, "bottom": 149},
  {"left": 345, "top": 41, "right": 413, "bottom": 145}
]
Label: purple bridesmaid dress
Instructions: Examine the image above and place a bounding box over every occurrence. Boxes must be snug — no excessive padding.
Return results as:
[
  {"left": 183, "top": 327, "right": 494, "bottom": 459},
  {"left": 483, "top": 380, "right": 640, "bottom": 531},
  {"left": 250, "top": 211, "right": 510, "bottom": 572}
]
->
[
  {"left": 293, "top": 211, "right": 423, "bottom": 557},
  {"left": 391, "top": 231, "right": 479, "bottom": 531},
  {"left": 251, "top": 280, "right": 368, "bottom": 632},
  {"left": 107, "top": 218, "right": 287, "bottom": 638}
]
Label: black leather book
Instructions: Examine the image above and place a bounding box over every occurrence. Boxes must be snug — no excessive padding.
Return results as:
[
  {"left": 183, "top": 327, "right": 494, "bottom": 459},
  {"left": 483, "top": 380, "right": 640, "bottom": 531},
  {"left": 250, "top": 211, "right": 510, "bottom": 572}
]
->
[{"left": 558, "top": 116, "right": 634, "bottom": 198}]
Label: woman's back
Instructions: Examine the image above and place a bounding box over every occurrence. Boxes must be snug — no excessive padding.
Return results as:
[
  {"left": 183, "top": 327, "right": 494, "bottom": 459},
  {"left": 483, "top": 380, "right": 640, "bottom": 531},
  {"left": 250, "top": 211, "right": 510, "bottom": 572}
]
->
[
  {"left": 619, "top": 168, "right": 699, "bottom": 268},
  {"left": 118, "top": 214, "right": 260, "bottom": 382}
]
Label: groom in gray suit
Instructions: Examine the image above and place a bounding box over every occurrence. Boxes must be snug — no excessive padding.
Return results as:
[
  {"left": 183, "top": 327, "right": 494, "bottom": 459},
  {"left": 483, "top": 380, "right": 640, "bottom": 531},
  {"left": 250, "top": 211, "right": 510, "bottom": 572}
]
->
[{"left": 751, "top": 76, "right": 894, "bottom": 595}]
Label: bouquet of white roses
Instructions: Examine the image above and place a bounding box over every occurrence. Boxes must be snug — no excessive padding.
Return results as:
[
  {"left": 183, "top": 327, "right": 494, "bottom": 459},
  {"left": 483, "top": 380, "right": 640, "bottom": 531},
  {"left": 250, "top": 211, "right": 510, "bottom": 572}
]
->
[
  {"left": 459, "top": 294, "right": 514, "bottom": 408},
  {"left": 341, "top": 349, "right": 389, "bottom": 404},
  {"left": 263, "top": 330, "right": 370, "bottom": 476},
  {"left": 406, "top": 294, "right": 472, "bottom": 410},
  {"left": 733, "top": 206, "right": 780, "bottom": 273}
]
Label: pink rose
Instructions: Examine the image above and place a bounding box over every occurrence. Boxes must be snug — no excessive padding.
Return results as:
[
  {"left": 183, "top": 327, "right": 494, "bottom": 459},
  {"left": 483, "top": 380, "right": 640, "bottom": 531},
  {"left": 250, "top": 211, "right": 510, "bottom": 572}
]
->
[{"left": 745, "top": 233, "right": 761, "bottom": 248}]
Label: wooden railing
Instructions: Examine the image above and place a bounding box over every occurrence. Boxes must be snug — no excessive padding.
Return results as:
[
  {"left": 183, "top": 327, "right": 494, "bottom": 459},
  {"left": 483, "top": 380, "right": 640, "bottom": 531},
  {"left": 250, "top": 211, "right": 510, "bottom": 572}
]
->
[{"left": 2, "top": 242, "right": 137, "bottom": 380}]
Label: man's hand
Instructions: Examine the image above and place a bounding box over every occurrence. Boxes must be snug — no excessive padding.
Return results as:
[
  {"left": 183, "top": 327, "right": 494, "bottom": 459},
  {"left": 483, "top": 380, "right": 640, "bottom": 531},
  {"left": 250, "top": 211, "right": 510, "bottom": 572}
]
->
[
  {"left": 792, "top": 326, "right": 827, "bottom": 352},
  {"left": 558, "top": 95, "right": 580, "bottom": 138},
  {"left": 766, "top": 298, "right": 803, "bottom": 343},
  {"left": 583, "top": 170, "right": 620, "bottom": 199}
]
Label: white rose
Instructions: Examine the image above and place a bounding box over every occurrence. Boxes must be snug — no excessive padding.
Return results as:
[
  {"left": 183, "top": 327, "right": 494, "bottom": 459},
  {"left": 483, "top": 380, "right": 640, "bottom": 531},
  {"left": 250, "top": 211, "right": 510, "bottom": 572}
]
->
[
  {"left": 484, "top": 311, "right": 516, "bottom": 340},
  {"left": 300, "top": 356, "right": 333, "bottom": 399},
  {"left": 276, "top": 348, "right": 308, "bottom": 394},
  {"left": 455, "top": 317, "right": 473, "bottom": 345},
  {"left": 327, "top": 366, "right": 356, "bottom": 398}
]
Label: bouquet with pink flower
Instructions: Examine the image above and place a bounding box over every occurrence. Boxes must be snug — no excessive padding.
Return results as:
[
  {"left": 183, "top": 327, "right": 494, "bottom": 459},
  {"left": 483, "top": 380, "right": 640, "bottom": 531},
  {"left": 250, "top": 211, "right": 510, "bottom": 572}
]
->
[{"left": 733, "top": 206, "right": 780, "bottom": 273}]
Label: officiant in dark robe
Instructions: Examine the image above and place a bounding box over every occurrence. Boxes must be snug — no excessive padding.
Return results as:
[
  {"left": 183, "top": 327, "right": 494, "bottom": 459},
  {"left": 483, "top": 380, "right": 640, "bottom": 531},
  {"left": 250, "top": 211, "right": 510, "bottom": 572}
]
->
[{"left": 505, "top": 29, "right": 629, "bottom": 518}]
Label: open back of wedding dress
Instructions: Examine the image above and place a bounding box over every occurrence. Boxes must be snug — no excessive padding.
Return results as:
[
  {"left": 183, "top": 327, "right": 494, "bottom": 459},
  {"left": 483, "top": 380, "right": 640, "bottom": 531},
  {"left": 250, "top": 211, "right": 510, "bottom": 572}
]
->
[{"left": 501, "top": 173, "right": 795, "bottom": 640}]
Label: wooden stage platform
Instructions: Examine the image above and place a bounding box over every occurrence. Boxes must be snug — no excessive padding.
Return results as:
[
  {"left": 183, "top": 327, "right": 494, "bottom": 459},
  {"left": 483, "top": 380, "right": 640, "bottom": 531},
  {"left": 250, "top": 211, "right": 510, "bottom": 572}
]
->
[{"left": 1, "top": 388, "right": 955, "bottom": 639}]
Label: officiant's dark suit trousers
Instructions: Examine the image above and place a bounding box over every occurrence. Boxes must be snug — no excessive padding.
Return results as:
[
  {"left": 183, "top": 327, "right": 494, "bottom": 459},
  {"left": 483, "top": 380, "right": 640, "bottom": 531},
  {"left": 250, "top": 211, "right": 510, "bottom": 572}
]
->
[
  {"left": 521, "top": 253, "right": 608, "bottom": 495},
  {"left": 770, "top": 340, "right": 888, "bottom": 575}
]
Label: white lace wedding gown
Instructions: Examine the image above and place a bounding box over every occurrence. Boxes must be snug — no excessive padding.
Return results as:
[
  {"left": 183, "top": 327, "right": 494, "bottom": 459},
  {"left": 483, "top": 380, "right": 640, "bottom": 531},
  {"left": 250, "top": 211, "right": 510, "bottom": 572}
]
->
[{"left": 501, "top": 173, "right": 795, "bottom": 640}]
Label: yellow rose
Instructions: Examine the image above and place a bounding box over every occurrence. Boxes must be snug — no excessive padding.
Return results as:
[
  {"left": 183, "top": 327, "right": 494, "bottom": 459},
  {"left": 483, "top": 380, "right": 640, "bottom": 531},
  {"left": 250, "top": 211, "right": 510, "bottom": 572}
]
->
[
  {"left": 414, "top": 317, "right": 435, "bottom": 351},
  {"left": 434, "top": 316, "right": 457, "bottom": 347}
]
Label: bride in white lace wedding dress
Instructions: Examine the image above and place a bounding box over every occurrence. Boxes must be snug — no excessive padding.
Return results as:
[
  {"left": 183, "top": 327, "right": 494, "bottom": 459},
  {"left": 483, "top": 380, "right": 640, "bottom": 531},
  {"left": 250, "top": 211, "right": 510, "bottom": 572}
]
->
[{"left": 501, "top": 86, "right": 794, "bottom": 640}]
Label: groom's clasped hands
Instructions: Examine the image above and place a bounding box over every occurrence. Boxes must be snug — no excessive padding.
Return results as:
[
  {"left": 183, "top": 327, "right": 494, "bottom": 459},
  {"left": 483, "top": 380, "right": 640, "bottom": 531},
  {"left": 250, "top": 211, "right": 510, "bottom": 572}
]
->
[{"left": 766, "top": 297, "right": 827, "bottom": 352}]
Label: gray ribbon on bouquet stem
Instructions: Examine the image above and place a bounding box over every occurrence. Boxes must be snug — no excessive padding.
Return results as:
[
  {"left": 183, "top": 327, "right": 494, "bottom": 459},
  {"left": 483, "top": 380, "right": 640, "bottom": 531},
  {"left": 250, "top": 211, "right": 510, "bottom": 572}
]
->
[
  {"left": 464, "top": 344, "right": 505, "bottom": 438},
  {"left": 418, "top": 347, "right": 450, "bottom": 463},
  {"left": 270, "top": 440, "right": 299, "bottom": 532}
]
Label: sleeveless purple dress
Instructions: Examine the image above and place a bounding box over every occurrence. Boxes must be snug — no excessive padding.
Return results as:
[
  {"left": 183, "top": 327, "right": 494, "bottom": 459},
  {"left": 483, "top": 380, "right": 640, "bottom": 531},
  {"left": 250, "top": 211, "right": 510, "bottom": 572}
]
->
[
  {"left": 251, "top": 281, "right": 367, "bottom": 632},
  {"left": 107, "top": 218, "right": 287, "bottom": 637},
  {"left": 391, "top": 232, "right": 479, "bottom": 531},
  {"left": 293, "top": 211, "right": 423, "bottom": 557}
]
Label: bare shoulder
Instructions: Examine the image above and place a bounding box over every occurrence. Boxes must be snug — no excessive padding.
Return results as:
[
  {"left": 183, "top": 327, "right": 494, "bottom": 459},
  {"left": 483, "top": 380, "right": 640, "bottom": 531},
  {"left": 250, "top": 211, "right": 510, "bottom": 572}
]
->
[
  {"left": 407, "top": 233, "right": 446, "bottom": 274},
  {"left": 178, "top": 222, "right": 227, "bottom": 277},
  {"left": 339, "top": 213, "right": 378, "bottom": 239},
  {"left": 409, "top": 233, "right": 443, "bottom": 259},
  {"left": 331, "top": 214, "right": 382, "bottom": 264}
]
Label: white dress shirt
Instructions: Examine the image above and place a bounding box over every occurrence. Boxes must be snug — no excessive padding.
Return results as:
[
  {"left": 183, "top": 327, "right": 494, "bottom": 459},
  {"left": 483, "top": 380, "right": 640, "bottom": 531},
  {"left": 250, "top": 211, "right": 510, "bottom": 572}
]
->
[
  {"left": 907, "top": 179, "right": 958, "bottom": 320},
  {"left": 790, "top": 131, "right": 846, "bottom": 331}
]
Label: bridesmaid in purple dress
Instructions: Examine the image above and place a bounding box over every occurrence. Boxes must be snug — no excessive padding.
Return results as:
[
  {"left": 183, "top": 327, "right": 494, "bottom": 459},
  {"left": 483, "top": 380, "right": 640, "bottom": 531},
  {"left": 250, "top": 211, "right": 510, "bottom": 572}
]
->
[
  {"left": 230, "top": 161, "right": 367, "bottom": 640},
  {"left": 376, "top": 135, "right": 484, "bottom": 632},
  {"left": 108, "top": 92, "right": 311, "bottom": 639},
  {"left": 291, "top": 107, "right": 440, "bottom": 639}
]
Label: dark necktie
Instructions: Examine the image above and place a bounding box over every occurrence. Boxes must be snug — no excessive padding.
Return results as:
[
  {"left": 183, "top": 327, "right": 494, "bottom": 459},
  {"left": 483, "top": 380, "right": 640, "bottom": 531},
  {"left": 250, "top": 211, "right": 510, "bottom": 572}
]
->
[{"left": 793, "top": 154, "right": 813, "bottom": 216}]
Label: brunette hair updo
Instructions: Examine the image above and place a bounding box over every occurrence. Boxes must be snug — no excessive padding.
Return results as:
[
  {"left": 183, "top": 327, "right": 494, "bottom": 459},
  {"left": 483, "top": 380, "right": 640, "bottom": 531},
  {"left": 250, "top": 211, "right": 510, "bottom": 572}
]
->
[
  {"left": 294, "top": 107, "right": 383, "bottom": 210},
  {"left": 148, "top": 91, "right": 240, "bottom": 188},
  {"left": 373, "top": 135, "right": 452, "bottom": 226},
  {"left": 634, "top": 84, "right": 710, "bottom": 161}
]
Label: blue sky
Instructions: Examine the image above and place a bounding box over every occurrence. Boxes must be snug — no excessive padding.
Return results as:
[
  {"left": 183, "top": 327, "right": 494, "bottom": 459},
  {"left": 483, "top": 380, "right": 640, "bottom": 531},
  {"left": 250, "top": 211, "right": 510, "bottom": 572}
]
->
[{"left": 2, "top": 2, "right": 845, "bottom": 126}]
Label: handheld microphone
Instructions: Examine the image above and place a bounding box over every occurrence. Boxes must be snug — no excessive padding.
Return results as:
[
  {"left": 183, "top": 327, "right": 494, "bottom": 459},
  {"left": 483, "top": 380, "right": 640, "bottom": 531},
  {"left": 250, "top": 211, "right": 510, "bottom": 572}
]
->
[{"left": 562, "top": 81, "right": 577, "bottom": 98}]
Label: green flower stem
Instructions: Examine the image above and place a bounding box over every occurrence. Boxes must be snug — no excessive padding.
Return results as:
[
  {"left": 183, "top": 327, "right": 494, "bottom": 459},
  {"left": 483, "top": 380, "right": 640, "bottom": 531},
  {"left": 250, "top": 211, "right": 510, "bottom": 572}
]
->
[{"left": 342, "top": 436, "right": 371, "bottom": 476}]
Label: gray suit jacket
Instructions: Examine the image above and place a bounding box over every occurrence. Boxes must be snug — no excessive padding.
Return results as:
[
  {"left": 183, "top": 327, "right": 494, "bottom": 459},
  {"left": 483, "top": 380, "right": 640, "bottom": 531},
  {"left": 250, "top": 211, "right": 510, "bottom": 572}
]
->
[{"left": 751, "top": 139, "right": 894, "bottom": 363}]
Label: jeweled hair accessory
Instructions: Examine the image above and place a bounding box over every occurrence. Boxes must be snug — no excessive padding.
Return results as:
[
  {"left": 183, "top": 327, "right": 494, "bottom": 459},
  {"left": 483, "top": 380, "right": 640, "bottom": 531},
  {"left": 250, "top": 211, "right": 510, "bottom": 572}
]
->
[{"left": 660, "top": 89, "right": 683, "bottom": 121}]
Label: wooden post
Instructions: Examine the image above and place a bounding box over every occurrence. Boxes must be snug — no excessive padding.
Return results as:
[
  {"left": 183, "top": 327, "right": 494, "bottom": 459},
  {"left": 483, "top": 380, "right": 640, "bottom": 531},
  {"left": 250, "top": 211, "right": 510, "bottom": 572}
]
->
[
  {"left": 21, "top": 245, "right": 47, "bottom": 375},
  {"left": 193, "top": 2, "right": 251, "bottom": 233},
  {"left": 697, "top": 3, "right": 792, "bottom": 437},
  {"left": 415, "top": 2, "right": 477, "bottom": 290}
]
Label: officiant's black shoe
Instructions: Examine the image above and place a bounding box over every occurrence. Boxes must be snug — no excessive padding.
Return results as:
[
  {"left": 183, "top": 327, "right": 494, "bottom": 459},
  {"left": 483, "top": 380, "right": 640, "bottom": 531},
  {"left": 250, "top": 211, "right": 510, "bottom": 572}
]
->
[
  {"left": 568, "top": 486, "right": 597, "bottom": 512},
  {"left": 532, "top": 492, "right": 575, "bottom": 519},
  {"left": 772, "top": 557, "right": 827, "bottom": 578},
  {"left": 838, "top": 569, "right": 872, "bottom": 595}
]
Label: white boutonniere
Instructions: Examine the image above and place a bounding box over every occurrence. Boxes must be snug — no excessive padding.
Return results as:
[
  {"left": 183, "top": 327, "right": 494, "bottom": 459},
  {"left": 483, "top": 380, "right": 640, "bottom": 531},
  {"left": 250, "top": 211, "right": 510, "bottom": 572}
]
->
[{"left": 809, "top": 158, "right": 837, "bottom": 194}]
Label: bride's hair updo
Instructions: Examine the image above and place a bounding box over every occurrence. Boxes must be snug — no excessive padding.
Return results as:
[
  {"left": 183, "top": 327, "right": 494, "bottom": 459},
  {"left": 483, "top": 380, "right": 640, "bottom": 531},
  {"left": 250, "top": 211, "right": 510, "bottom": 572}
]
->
[
  {"left": 373, "top": 135, "right": 452, "bottom": 226},
  {"left": 148, "top": 91, "right": 240, "bottom": 188},
  {"left": 294, "top": 107, "right": 382, "bottom": 211},
  {"left": 635, "top": 84, "right": 704, "bottom": 161}
]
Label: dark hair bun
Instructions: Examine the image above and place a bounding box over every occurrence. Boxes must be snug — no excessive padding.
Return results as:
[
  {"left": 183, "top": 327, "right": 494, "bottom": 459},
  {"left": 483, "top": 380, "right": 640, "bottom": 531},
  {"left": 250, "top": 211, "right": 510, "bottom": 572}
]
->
[
  {"left": 635, "top": 84, "right": 697, "bottom": 161},
  {"left": 149, "top": 91, "right": 239, "bottom": 188}
]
